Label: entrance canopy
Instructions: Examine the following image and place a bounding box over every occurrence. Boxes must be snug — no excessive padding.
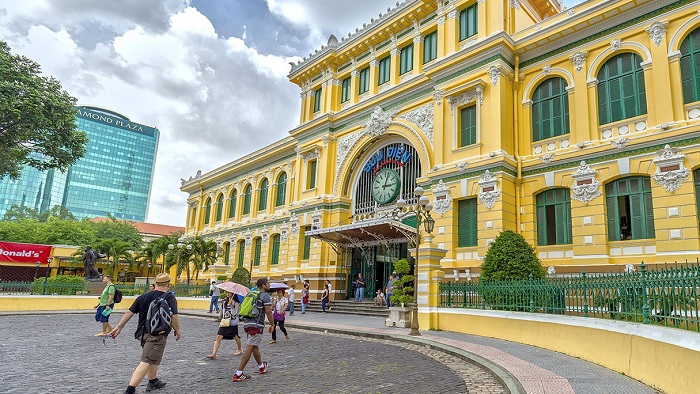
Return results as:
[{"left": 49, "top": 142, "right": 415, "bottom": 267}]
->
[{"left": 306, "top": 217, "right": 416, "bottom": 248}]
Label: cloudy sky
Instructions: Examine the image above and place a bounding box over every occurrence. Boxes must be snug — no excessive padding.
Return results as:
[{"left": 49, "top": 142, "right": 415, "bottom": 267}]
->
[{"left": 0, "top": 0, "right": 583, "bottom": 226}]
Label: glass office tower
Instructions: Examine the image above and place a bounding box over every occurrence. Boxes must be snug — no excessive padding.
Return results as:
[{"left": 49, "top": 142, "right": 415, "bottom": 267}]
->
[{"left": 0, "top": 106, "right": 159, "bottom": 222}]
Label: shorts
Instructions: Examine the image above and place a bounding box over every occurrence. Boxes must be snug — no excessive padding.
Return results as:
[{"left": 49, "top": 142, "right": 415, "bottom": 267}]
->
[
  {"left": 140, "top": 333, "right": 167, "bottom": 365},
  {"left": 244, "top": 326, "right": 263, "bottom": 347},
  {"left": 95, "top": 304, "right": 114, "bottom": 323}
]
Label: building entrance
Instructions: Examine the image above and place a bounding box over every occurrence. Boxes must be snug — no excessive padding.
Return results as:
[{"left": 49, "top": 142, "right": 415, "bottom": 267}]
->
[{"left": 349, "top": 243, "right": 408, "bottom": 301}]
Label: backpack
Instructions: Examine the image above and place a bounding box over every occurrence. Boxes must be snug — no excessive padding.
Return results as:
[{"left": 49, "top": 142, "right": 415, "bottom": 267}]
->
[
  {"left": 238, "top": 290, "right": 261, "bottom": 318},
  {"left": 145, "top": 294, "right": 173, "bottom": 335},
  {"left": 110, "top": 285, "right": 123, "bottom": 303}
]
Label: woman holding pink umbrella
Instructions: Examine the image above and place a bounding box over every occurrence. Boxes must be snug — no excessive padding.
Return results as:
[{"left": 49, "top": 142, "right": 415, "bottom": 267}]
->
[{"left": 206, "top": 282, "right": 249, "bottom": 359}]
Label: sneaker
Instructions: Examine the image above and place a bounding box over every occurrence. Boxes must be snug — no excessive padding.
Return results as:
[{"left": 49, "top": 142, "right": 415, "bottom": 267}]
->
[
  {"left": 232, "top": 373, "right": 251, "bottom": 382},
  {"left": 145, "top": 378, "right": 166, "bottom": 391},
  {"left": 258, "top": 361, "right": 268, "bottom": 374},
  {"left": 268, "top": 340, "right": 277, "bottom": 344},
  {"left": 285, "top": 335, "right": 289, "bottom": 340}
]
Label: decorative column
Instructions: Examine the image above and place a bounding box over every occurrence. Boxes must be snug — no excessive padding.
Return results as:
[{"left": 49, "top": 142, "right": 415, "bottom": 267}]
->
[
  {"left": 415, "top": 235, "right": 447, "bottom": 330},
  {"left": 412, "top": 34, "right": 424, "bottom": 75},
  {"left": 645, "top": 21, "right": 674, "bottom": 127},
  {"left": 390, "top": 46, "right": 400, "bottom": 86},
  {"left": 369, "top": 56, "right": 379, "bottom": 95},
  {"left": 569, "top": 51, "right": 590, "bottom": 144},
  {"left": 445, "top": 6, "right": 458, "bottom": 54},
  {"left": 350, "top": 69, "right": 359, "bottom": 104}
]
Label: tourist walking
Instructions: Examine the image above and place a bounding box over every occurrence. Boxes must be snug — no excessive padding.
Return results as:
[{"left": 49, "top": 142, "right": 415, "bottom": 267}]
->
[
  {"left": 208, "top": 280, "right": 220, "bottom": 313},
  {"left": 269, "top": 288, "right": 289, "bottom": 343},
  {"left": 301, "top": 282, "right": 309, "bottom": 314},
  {"left": 325, "top": 279, "right": 333, "bottom": 310},
  {"left": 385, "top": 274, "right": 395, "bottom": 308},
  {"left": 286, "top": 284, "right": 295, "bottom": 315},
  {"left": 109, "top": 273, "right": 181, "bottom": 394},
  {"left": 355, "top": 273, "right": 365, "bottom": 302},
  {"left": 232, "top": 278, "right": 274, "bottom": 382},
  {"left": 320, "top": 282, "right": 329, "bottom": 314},
  {"left": 94, "top": 274, "right": 116, "bottom": 336},
  {"left": 207, "top": 291, "right": 242, "bottom": 359}
]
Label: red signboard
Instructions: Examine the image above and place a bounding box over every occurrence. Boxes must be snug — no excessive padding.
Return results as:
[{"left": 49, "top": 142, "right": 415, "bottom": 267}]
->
[{"left": 0, "top": 241, "right": 52, "bottom": 264}]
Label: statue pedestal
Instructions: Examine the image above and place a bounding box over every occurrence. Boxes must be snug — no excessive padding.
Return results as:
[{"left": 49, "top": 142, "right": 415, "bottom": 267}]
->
[{"left": 208, "top": 263, "right": 231, "bottom": 282}]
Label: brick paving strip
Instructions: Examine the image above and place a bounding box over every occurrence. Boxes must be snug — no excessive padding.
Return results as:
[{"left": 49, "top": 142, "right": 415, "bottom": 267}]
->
[{"left": 284, "top": 319, "right": 574, "bottom": 394}]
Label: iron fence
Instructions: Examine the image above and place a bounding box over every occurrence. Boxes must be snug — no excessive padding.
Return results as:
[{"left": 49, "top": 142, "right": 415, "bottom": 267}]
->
[
  {"left": 0, "top": 279, "right": 210, "bottom": 298},
  {"left": 440, "top": 262, "right": 700, "bottom": 332}
]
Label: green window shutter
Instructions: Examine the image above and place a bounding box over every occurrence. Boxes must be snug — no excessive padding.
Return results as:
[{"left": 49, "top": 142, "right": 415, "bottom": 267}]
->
[
  {"left": 215, "top": 195, "right": 223, "bottom": 221},
  {"left": 400, "top": 44, "right": 413, "bottom": 74},
  {"left": 643, "top": 190, "right": 655, "bottom": 239},
  {"left": 457, "top": 199, "right": 477, "bottom": 247},
  {"left": 423, "top": 32, "right": 437, "bottom": 64},
  {"left": 341, "top": 77, "right": 351, "bottom": 103},
  {"left": 598, "top": 53, "right": 646, "bottom": 125},
  {"left": 359, "top": 68, "right": 369, "bottom": 94},
  {"left": 313, "top": 88, "right": 322, "bottom": 112},
  {"left": 460, "top": 105, "right": 476, "bottom": 147},
  {"left": 237, "top": 241, "right": 245, "bottom": 268},
  {"left": 532, "top": 78, "right": 569, "bottom": 141},
  {"left": 243, "top": 185, "right": 251, "bottom": 215},
  {"left": 276, "top": 173, "right": 287, "bottom": 206},
  {"left": 695, "top": 169, "right": 700, "bottom": 229},
  {"left": 606, "top": 193, "right": 619, "bottom": 241},
  {"left": 536, "top": 196, "right": 548, "bottom": 246},
  {"left": 681, "top": 29, "right": 700, "bottom": 103},
  {"left": 204, "top": 199, "right": 211, "bottom": 225},
  {"left": 459, "top": 4, "right": 477, "bottom": 41},
  {"left": 253, "top": 238, "right": 261, "bottom": 266},
  {"left": 228, "top": 191, "right": 237, "bottom": 219},
  {"left": 303, "top": 227, "right": 311, "bottom": 260},
  {"left": 223, "top": 243, "right": 230, "bottom": 265},
  {"left": 597, "top": 82, "right": 608, "bottom": 125},
  {"left": 308, "top": 160, "right": 317, "bottom": 189},
  {"left": 378, "top": 56, "right": 390, "bottom": 85},
  {"left": 271, "top": 234, "right": 280, "bottom": 265},
  {"left": 629, "top": 193, "right": 644, "bottom": 240},
  {"left": 258, "top": 179, "right": 268, "bottom": 212},
  {"left": 554, "top": 202, "right": 568, "bottom": 244}
]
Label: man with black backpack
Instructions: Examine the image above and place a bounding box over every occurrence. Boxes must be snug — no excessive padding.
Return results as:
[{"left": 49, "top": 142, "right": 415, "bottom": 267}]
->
[
  {"left": 232, "top": 277, "right": 273, "bottom": 382},
  {"left": 109, "top": 273, "right": 181, "bottom": 394}
]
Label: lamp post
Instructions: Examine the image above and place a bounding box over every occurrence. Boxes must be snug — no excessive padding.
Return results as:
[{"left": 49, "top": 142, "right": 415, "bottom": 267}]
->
[
  {"left": 168, "top": 242, "right": 192, "bottom": 283},
  {"left": 389, "top": 186, "right": 435, "bottom": 336},
  {"left": 34, "top": 261, "right": 41, "bottom": 280}
]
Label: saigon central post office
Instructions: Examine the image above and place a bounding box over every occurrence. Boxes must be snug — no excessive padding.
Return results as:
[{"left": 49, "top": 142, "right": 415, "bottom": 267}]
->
[{"left": 181, "top": 0, "right": 700, "bottom": 300}]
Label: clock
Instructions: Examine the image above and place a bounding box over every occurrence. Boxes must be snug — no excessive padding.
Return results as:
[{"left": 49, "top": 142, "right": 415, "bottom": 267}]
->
[{"left": 371, "top": 168, "right": 401, "bottom": 204}]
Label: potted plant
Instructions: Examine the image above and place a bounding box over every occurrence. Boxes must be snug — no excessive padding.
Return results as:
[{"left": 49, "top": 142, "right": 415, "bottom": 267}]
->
[{"left": 385, "top": 258, "right": 413, "bottom": 328}]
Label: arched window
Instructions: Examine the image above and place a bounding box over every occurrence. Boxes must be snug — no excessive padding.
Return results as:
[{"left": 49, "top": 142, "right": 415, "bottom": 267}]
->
[
  {"left": 253, "top": 238, "right": 262, "bottom": 266},
  {"left": 242, "top": 184, "right": 252, "bottom": 215},
  {"left": 258, "top": 178, "right": 269, "bottom": 212},
  {"left": 228, "top": 190, "right": 237, "bottom": 219},
  {"left": 605, "top": 176, "right": 655, "bottom": 241},
  {"left": 223, "top": 242, "right": 230, "bottom": 265},
  {"left": 536, "top": 188, "right": 572, "bottom": 245},
  {"left": 190, "top": 207, "right": 196, "bottom": 227},
  {"left": 215, "top": 194, "right": 224, "bottom": 222},
  {"left": 203, "top": 198, "right": 211, "bottom": 225},
  {"left": 532, "top": 77, "right": 570, "bottom": 141},
  {"left": 597, "top": 53, "right": 647, "bottom": 125},
  {"left": 270, "top": 234, "right": 280, "bottom": 265},
  {"left": 680, "top": 28, "right": 700, "bottom": 104},
  {"left": 276, "top": 172, "right": 287, "bottom": 207},
  {"left": 237, "top": 240, "right": 245, "bottom": 268}
]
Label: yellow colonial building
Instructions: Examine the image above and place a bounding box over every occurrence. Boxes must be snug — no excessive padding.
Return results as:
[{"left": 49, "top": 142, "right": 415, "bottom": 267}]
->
[{"left": 181, "top": 0, "right": 700, "bottom": 299}]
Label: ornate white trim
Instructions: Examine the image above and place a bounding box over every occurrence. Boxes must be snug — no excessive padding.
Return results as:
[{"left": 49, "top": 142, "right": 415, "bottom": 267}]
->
[
  {"left": 456, "top": 161, "right": 468, "bottom": 171},
  {"left": 488, "top": 66, "right": 500, "bottom": 86},
  {"left": 569, "top": 51, "right": 588, "bottom": 74},
  {"left": 541, "top": 152, "right": 554, "bottom": 164},
  {"left": 478, "top": 170, "right": 501, "bottom": 210},
  {"left": 645, "top": 21, "right": 668, "bottom": 48},
  {"left": 652, "top": 144, "right": 689, "bottom": 193},
  {"left": 311, "top": 207, "right": 322, "bottom": 230},
  {"left": 542, "top": 65, "right": 551, "bottom": 76},
  {"left": 447, "top": 87, "right": 483, "bottom": 117},
  {"left": 289, "top": 213, "right": 299, "bottom": 237},
  {"left": 432, "top": 180, "right": 452, "bottom": 215},
  {"left": 571, "top": 161, "right": 601, "bottom": 204},
  {"left": 611, "top": 137, "right": 629, "bottom": 149},
  {"left": 433, "top": 89, "right": 445, "bottom": 106},
  {"left": 261, "top": 225, "right": 269, "bottom": 245},
  {"left": 365, "top": 106, "right": 399, "bottom": 138},
  {"left": 280, "top": 222, "right": 288, "bottom": 243},
  {"left": 397, "top": 104, "right": 434, "bottom": 146},
  {"left": 611, "top": 38, "right": 621, "bottom": 52},
  {"left": 244, "top": 229, "right": 252, "bottom": 247},
  {"left": 509, "top": 0, "right": 520, "bottom": 10}
]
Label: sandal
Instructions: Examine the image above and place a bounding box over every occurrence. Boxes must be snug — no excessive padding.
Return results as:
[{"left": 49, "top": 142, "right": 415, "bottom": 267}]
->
[
  {"left": 206, "top": 354, "right": 216, "bottom": 359},
  {"left": 233, "top": 350, "right": 243, "bottom": 356}
]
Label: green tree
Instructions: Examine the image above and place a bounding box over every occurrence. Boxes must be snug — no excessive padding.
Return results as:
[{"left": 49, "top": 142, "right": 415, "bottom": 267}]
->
[
  {"left": 389, "top": 259, "right": 414, "bottom": 306},
  {"left": 231, "top": 266, "right": 251, "bottom": 286},
  {"left": 165, "top": 242, "right": 193, "bottom": 284},
  {"left": 2, "top": 204, "right": 40, "bottom": 221},
  {"left": 480, "top": 230, "right": 545, "bottom": 281},
  {"left": 190, "top": 237, "right": 217, "bottom": 282},
  {"left": 89, "top": 217, "right": 142, "bottom": 248},
  {"left": 38, "top": 205, "right": 75, "bottom": 222},
  {"left": 0, "top": 40, "right": 87, "bottom": 180}
]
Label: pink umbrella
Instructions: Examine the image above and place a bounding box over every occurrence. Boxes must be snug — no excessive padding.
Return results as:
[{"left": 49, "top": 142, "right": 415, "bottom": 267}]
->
[
  {"left": 268, "top": 282, "right": 289, "bottom": 291},
  {"left": 215, "top": 281, "right": 250, "bottom": 296}
]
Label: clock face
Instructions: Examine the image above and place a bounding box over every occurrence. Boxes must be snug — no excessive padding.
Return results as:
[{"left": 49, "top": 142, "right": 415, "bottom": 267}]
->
[{"left": 371, "top": 168, "right": 401, "bottom": 204}]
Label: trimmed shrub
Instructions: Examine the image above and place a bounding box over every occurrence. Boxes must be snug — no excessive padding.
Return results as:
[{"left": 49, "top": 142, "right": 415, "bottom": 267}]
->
[
  {"left": 389, "top": 259, "right": 413, "bottom": 306},
  {"left": 31, "top": 275, "right": 85, "bottom": 295},
  {"left": 231, "top": 267, "right": 251, "bottom": 287},
  {"left": 481, "top": 230, "right": 545, "bottom": 281}
]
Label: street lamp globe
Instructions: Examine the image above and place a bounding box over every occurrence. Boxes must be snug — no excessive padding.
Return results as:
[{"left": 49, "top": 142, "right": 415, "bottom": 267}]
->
[
  {"left": 168, "top": 243, "right": 174, "bottom": 250},
  {"left": 396, "top": 198, "right": 407, "bottom": 208},
  {"left": 177, "top": 242, "right": 185, "bottom": 249},
  {"left": 414, "top": 186, "right": 424, "bottom": 196},
  {"left": 186, "top": 244, "right": 192, "bottom": 251},
  {"left": 418, "top": 195, "right": 429, "bottom": 206}
]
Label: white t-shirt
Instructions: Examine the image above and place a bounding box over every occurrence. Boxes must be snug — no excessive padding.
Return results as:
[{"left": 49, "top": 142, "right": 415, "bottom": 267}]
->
[
  {"left": 210, "top": 284, "right": 220, "bottom": 297},
  {"left": 286, "top": 287, "right": 295, "bottom": 301}
]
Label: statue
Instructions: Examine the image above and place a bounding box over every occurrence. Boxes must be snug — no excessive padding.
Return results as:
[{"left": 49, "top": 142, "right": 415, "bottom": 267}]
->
[{"left": 82, "top": 246, "right": 102, "bottom": 281}]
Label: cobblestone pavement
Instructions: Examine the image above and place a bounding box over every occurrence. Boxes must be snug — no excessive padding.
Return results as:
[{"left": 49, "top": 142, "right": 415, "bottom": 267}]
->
[{"left": 0, "top": 314, "right": 505, "bottom": 394}]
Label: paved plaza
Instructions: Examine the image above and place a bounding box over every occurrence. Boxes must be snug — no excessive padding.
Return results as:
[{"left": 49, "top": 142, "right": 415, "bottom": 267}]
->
[{"left": 0, "top": 309, "right": 661, "bottom": 394}]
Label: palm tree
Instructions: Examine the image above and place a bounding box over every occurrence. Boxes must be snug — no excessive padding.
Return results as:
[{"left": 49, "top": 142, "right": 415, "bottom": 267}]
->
[
  {"left": 191, "top": 237, "right": 217, "bottom": 282},
  {"left": 165, "top": 242, "right": 193, "bottom": 284},
  {"left": 107, "top": 240, "right": 131, "bottom": 277}
]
